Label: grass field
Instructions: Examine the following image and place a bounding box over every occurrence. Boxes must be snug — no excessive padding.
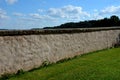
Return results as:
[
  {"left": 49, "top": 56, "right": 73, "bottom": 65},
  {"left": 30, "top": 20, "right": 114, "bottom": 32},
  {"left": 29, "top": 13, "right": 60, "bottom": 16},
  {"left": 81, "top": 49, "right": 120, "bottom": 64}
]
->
[{"left": 5, "top": 48, "right": 120, "bottom": 80}]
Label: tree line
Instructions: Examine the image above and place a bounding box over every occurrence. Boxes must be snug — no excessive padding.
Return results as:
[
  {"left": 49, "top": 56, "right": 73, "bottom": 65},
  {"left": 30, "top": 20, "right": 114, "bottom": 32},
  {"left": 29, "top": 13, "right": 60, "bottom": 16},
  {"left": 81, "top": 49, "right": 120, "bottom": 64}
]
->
[{"left": 43, "top": 15, "right": 120, "bottom": 29}]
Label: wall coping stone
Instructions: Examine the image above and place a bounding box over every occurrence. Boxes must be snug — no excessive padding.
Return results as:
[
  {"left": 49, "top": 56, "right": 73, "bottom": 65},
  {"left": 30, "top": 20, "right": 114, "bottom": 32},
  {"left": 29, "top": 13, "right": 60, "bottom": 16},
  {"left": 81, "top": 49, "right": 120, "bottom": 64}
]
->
[{"left": 0, "top": 27, "right": 120, "bottom": 36}]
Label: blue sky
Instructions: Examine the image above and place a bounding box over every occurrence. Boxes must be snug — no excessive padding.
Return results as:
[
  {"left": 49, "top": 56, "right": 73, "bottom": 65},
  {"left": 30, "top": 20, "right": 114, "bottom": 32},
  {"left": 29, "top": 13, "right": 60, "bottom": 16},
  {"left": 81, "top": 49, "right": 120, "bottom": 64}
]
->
[{"left": 1, "top": 0, "right": 120, "bottom": 29}]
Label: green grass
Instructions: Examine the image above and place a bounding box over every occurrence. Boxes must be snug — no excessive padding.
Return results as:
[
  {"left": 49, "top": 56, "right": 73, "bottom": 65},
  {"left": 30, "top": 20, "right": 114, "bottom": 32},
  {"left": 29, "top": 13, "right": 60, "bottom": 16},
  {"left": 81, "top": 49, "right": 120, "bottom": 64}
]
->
[{"left": 7, "top": 48, "right": 120, "bottom": 80}]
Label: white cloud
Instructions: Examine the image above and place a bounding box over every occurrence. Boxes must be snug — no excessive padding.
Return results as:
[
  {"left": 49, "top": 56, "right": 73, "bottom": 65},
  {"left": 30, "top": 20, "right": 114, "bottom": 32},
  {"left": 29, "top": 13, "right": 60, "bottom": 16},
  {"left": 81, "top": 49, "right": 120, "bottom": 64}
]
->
[
  {"left": 13, "top": 12, "right": 25, "bottom": 17},
  {"left": 48, "top": 5, "right": 90, "bottom": 20},
  {"left": 29, "top": 13, "right": 56, "bottom": 21},
  {"left": 100, "top": 6, "right": 120, "bottom": 14},
  {"left": 0, "top": 8, "right": 9, "bottom": 19},
  {"left": 5, "top": 0, "right": 18, "bottom": 5},
  {"left": 38, "top": 9, "right": 44, "bottom": 12},
  {"left": 89, "top": 6, "right": 120, "bottom": 20},
  {"left": 29, "top": 13, "right": 43, "bottom": 19},
  {"left": 19, "top": 17, "right": 37, "bottom": 21},
  {"left": 88, "top": 9, "right": 104, "bottom": 20},
  {"left": 48, "top": 8, "right": 65, "bottom": 18},
  {"left": 92, "top": 13, "right": 104, "bottom": 20}
]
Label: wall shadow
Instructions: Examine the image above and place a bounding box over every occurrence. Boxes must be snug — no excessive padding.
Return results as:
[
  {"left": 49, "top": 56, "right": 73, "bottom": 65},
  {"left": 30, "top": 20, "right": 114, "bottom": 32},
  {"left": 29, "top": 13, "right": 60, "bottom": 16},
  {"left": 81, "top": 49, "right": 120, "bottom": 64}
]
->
[{"left": 114, "top": 34, "right": 120, "bottom": 47}]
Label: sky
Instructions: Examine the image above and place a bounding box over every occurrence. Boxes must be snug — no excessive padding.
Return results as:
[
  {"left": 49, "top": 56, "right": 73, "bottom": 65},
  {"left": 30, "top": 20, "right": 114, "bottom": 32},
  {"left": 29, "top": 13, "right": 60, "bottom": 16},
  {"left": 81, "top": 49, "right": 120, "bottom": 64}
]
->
[{"left": 1, "top": 0, "right": 120, "bottom": 29}]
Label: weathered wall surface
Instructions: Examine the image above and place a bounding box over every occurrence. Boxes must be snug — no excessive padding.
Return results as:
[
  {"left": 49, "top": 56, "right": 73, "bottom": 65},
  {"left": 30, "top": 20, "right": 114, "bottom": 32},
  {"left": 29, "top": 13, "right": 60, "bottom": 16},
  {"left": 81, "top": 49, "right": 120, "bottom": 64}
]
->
[{"left": 0, "top": 28, "right": 120, "bottom": 76}]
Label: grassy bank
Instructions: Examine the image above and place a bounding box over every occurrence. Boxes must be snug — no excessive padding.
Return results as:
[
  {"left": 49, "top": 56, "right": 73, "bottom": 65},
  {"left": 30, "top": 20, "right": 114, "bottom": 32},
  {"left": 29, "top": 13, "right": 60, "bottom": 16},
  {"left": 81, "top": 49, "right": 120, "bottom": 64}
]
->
[{"left": 6, "top": 48, "right": 120, "bottom": 80}]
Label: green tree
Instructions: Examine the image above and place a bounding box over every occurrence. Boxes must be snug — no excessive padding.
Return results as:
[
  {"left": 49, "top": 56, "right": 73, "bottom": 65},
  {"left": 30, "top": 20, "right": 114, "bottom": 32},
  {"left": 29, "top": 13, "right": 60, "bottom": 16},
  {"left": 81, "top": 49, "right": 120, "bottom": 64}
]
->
[{"left": 110, "top": 15, "right": 119, "bottom": 26}]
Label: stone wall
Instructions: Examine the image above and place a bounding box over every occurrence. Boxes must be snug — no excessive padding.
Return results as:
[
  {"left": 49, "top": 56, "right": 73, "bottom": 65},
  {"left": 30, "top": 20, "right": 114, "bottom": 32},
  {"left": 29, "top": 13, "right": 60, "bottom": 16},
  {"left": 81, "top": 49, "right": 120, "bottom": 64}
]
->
[{"left": 0, "top": 28, "right": 120, "bottom": 76}]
